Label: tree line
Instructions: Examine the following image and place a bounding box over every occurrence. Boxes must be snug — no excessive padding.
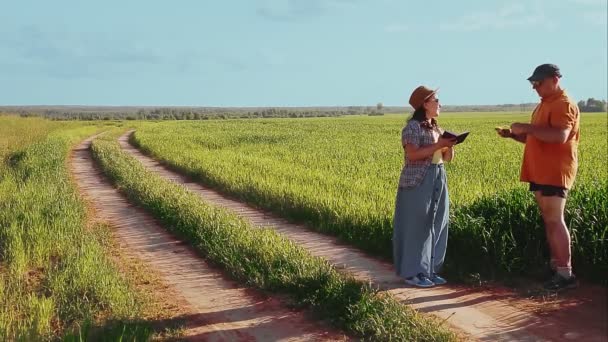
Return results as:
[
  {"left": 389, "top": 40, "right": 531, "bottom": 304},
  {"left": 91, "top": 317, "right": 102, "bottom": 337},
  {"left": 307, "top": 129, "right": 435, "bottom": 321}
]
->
[
  {"left": 577, "top": 98, "right": 607, "bottom": 112},
  {"left": 2, "top": 99, "right": 604, "bottom": 121}
]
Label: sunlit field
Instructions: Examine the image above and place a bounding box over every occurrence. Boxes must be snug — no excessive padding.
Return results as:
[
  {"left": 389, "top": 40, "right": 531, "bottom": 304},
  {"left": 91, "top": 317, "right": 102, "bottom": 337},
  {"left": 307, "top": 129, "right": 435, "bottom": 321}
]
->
[{"left": 131, "top": 112, "right": 607, "bottom": 281}]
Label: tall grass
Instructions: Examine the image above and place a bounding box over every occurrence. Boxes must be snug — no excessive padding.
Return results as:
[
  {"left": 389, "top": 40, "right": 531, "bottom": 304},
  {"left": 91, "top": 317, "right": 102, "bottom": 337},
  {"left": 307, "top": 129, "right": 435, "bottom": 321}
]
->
[
  {"left": 0, "top": 117, "right": 152, "bottom": 340},
  {"left": 91, "top": 130, "right": 456, "bottom": 341},
  {"left": 130, "top": 113, "right": 607, "bottom": 282}
]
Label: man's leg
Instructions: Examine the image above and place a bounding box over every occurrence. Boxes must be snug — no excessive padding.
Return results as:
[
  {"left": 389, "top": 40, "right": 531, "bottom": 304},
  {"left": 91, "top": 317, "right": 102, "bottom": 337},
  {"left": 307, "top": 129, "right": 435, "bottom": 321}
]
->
[
  {"left": 534, "top": 191, "right": 559, "bottom": 270},
  {"left": 537, "top": 194, "right": 570, "bottom": 270}
]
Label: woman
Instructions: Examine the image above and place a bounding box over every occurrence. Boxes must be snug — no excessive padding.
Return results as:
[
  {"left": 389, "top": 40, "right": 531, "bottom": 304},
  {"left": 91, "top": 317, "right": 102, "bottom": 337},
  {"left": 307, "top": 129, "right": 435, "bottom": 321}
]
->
[{"left": 393, "top": 85, "right": 457, "bottom": 288}]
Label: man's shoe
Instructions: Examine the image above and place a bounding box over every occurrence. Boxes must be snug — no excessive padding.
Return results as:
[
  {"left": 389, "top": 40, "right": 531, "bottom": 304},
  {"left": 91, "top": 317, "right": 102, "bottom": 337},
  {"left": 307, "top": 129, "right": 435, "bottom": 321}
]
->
[{"left": 543, "top": 273, "right": 577, "bottom": 291}]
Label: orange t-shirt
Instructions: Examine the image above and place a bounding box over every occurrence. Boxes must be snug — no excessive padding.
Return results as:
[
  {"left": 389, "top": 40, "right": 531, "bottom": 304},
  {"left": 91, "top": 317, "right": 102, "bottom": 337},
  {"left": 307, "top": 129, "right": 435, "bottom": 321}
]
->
[{"left": 520, "top": 89, "right": 580, "bottom": 189}]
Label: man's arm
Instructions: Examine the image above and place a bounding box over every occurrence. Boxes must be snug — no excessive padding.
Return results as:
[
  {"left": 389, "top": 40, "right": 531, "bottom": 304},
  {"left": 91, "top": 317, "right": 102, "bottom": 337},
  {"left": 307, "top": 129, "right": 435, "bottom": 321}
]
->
[
  {"left": 511, "top": 102, "right": 577, "bottom": 144},
  {"left": 511, "top": 133, "right": 527, "bottom": 143},
  {"left": 511, "top": 123, "right": 571, "bottom": 144}
]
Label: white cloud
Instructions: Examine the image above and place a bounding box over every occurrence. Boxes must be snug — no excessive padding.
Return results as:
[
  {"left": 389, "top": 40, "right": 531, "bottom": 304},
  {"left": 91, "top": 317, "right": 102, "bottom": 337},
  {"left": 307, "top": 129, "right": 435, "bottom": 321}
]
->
[
  {"left": 564, "top": 0, "right": 607, "bottom": 6},
  {"left": 257, "top": 0, "right": 361, "bottom": 21},
  {"left": 582, "top": 11, "right": 608, "bottom": 26},
  {"left": 439, "top": 3, "right": 554, "bottom": 31},
  {"left": 0, "top": 25, "right": 196, "bottom": 79}
]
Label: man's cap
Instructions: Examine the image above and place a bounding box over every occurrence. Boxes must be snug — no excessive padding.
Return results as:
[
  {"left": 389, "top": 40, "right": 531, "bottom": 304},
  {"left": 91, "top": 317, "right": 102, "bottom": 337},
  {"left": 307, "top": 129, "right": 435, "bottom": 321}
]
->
[{"left": 527, "top": 63, "right": 562, "bottom": 82}]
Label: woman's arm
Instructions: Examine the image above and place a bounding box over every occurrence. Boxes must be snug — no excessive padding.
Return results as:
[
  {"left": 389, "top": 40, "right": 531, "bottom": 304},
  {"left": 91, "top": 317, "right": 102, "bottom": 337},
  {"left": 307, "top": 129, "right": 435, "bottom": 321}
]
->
[
  {"left": 405, "top": 137, "right": 456, "bottom": 161},
  {"left": 442, "top": 146, "right": 455, "bottom": 162}
]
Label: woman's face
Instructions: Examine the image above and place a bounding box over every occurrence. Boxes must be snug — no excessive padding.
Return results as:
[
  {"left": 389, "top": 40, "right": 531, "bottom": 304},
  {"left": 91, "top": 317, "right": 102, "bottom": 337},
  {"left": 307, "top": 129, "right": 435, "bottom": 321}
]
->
[{"left": 423, "top": 94, "right": 441, "bottom": 119}]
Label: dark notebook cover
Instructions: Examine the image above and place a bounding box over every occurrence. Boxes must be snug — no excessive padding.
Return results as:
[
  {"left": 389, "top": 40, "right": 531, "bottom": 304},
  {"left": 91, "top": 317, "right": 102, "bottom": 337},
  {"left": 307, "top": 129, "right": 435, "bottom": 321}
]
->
[{"left": 442, "top": 131, "right": 470, "bottom": 144}]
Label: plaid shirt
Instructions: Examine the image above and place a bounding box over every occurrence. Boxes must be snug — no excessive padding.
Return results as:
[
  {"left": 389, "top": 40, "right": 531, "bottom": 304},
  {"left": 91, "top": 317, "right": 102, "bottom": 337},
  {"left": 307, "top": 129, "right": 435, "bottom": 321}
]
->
[{"left": 398, "top": 120, "right": 443, "bottom": 188}]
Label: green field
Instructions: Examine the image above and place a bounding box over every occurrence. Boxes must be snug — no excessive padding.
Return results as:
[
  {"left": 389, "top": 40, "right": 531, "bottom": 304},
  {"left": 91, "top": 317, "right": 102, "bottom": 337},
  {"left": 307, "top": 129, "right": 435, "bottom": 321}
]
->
[
  {"left": 131, "top": 112, "right": 607, "bottom": 282},
  {"left": 1, "top": 112, "right": 606, "bottom": 340},
  {"left": 0, "top": 117, "right": 155, "bottom": 340}
]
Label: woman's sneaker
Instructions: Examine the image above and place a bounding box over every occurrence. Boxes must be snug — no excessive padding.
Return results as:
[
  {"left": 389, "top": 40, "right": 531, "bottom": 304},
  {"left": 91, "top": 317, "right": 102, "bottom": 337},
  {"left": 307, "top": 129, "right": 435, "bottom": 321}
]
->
[
  {"left": 431, "top": 273, "right": 447, "bottom": 285},
  {"left": 405, "top": 273, "right": 435, "bottom": 288}
]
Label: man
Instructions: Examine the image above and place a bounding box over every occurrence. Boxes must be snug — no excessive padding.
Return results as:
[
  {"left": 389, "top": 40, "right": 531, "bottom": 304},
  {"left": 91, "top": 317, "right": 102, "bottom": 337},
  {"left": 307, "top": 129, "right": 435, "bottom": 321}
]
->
[{"left": 497, "top": 63, "right": 580, "bottom": 291}]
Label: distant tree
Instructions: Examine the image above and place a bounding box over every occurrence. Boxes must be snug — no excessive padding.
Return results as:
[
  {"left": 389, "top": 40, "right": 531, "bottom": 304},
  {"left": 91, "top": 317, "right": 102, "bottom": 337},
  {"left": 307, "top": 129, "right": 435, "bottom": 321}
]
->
[
  {"left": 578, "top": 98, "right": 607, "bottom": 112},
  {"left": 377, "top": 102, "right": 383, "bottom": 112}
]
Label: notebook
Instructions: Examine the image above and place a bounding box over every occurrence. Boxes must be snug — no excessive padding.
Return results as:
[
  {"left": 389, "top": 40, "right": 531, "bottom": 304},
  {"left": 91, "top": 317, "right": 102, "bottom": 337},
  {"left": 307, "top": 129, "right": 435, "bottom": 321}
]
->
[{"left": 442, "top": 131, "right": 470, "bottom": 144}]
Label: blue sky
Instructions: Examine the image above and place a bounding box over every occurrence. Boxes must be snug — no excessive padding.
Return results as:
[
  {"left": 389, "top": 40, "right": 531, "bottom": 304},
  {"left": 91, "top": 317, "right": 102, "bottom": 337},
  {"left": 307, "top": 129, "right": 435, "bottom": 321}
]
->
[{"left": 1, "top": 0, "right": 606, "bottom": 106}]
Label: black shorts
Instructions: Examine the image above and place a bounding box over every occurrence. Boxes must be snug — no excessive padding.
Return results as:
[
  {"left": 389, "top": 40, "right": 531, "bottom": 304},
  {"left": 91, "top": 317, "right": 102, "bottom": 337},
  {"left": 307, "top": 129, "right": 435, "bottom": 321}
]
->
[{"left": 529, "top": 182, "right": 568, "bottom": 198}]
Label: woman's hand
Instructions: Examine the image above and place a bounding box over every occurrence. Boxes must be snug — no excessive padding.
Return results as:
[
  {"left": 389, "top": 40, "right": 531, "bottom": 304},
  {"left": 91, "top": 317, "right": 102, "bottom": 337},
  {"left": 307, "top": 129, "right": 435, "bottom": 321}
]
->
[
  {"left": 405, "top": 137, "right": 456, "bottom": 162},
  {"left": 437, "top": 137, "right": 457, "bottom": 149},
  {"left": 442, "top": 146, "right": 455, "bottom": 162}
]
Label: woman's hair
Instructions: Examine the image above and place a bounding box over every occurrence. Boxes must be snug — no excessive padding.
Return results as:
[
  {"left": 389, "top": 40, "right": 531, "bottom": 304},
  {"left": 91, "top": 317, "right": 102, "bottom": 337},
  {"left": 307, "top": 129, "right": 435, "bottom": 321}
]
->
[{"left": 409, "top": 106, "right": 438, "bottom": 130}]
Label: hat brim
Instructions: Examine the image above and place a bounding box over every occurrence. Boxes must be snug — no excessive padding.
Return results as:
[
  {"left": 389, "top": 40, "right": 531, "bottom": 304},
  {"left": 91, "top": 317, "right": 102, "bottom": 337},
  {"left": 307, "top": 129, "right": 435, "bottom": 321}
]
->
[
  {"left": 424, "top": 87, "right": 440, "bottom": 100},
  {"left": 527, "top": 74, "right": 544, "bottom": 82},
  {"left": 527, "top": 73, "right": 561, "bottom": 82}
]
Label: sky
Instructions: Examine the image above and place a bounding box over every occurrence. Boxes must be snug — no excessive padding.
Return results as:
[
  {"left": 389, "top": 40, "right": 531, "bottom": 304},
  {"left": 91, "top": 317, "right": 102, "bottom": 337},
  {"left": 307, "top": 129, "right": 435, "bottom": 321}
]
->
[{"left": 0, "top": 0, "right": 606, "bottom": 107}]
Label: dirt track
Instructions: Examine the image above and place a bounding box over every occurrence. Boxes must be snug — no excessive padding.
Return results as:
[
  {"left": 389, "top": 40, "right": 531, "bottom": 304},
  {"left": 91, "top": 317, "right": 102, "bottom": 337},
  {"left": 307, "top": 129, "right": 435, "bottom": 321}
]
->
[{"left": 70, "top": 136, "right": 348, "bottom": 341}]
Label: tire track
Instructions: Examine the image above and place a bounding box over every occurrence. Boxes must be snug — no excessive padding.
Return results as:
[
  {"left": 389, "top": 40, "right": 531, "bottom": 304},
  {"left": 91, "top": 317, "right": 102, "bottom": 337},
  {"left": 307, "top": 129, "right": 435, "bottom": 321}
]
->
[{"left": 71, "top": 135, "right": 348, "bottom": 342}]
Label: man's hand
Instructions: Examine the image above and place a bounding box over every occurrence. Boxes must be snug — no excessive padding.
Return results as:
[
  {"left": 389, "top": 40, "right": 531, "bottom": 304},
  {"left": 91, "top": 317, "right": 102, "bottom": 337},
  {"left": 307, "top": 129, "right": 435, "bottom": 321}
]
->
[
  {"left": 510, "top": 123, "right": 531, "bottom": 135},
  {"left": 495, "top": 127, "right": 512, "bottom": 138},
  {"left": 496, "top": 125, "right": 527, "bottom": 143}
]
